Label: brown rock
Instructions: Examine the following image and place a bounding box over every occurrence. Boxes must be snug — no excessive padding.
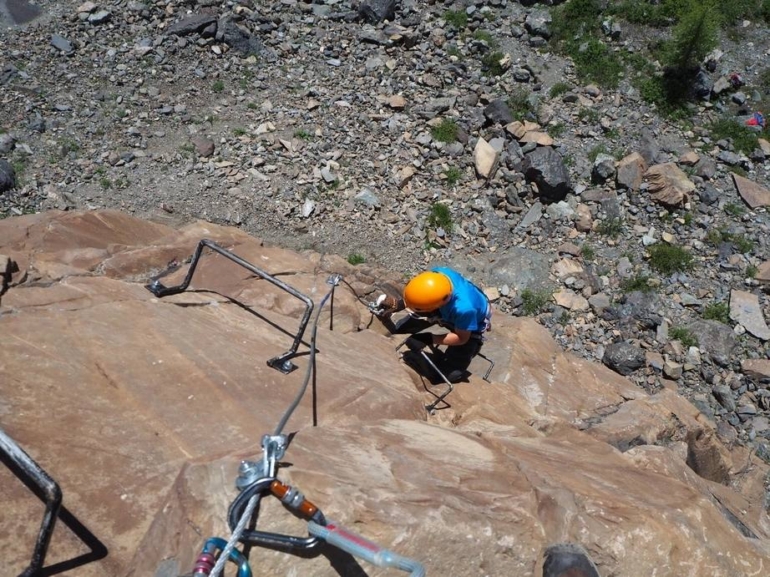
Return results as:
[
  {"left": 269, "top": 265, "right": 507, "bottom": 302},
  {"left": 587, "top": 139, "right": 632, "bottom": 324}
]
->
[
  {"left": 388, "top": 94, "right": 406, "bottom": 109},
  {"left": 732, "top": 173, "right": 770, "bottom": 208},
  {"left": 742, "top": 359, "right": 770, "bottom": 380},
  {"left": 2, "top": 210, "right": 770, "bottom": 577},
  {"left": 191, "top": 135, "right": 215, "bottom": 157},
  {"left": 678, "top": 150, "right": 700, "bottom": 166},
  {"left": 757, "top": 260, "right": 770, "bottom": 283},
  {"left": 473, "top": 137, "right": 499, "bottom": 179},
  {"left": 520, "top": 131, "right": 554, "bottom": 146},
  {"left": 396, "top": 165, "right": 417, "bottom": 188},
  {"left": 645, "top": 163, "right": 695, "bottom": 207},
  {"left": 504, "top": 120, "right": 526, "bottom": 139},
  {"left": 730, "top": 289, "right": 770, "bottom": 340},
  {"left": 616, "top": 153, "right": 647, "bottom": 191}
]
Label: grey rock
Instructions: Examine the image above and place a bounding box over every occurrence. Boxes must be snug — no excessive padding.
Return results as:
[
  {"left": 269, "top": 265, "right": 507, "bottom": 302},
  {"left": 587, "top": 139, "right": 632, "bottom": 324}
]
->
[
  {"left": 591, "top": 153, "right": 616, "bottom": 183},
  {"left": 684, "top": 319, "right": 738, "bottom": 367},
  {"left": 692, "top": 69, "right": 713, "bottom": 100},
  {"left": 414, "top": 97, "right": 456, "bottom": 120},
  {"left": 695, "top": 158, "right": 717, "bottom": 180},
  {"left": 484, "top": 99, "right": 514, "bottom": 126},
  {"left": 51, "top": 34, "right": 74, "bottom": 54},
  {"left": 698, "top": 184, "right": 719, "bottom": 205},
  {"left": 524, "top": 10, "right": 552, "bottom": 39},
  {"left": 603, "top": 341, "right": 646, "bottom": 376},
  {"left": 0, "top": 159, "right": 16, "bottom": 193},
  {"left": 638, "top": 128, "right": 660, "bottom": 166},
  {"left": 514, "top": 202, "right": 543, "bottom": 232},
  {"left": 219, "top": 16, "right": 264, "bottom": 56},
  {"left": 354, "top": 188, "right": 381, "bottom": 208},
  {"left": 522, "top": 147, "right": 572, "bottom": 203},
  {"left": 712, "top": 385, "right": 736, "bottom": 412},
  {"left": 717, "top": 150, "right": 743, "bottom": 166},
  {"left": 167, "top": 14, "right": 218, "bottom": 36},
  {"left": 0, "top": 134, "right": 16, "bottom": 154},
  {"left": 358, "top": 0, "right": 396, "bottom": 24},
  {"left": 88, "top": 10, "right": 111, "bottom": 24}
]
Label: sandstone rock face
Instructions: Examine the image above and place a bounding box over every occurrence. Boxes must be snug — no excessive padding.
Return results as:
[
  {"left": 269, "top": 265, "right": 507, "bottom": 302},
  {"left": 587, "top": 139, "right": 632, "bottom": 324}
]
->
[{"left": 1, "top": 211, "right": 769, "bottom": 577}]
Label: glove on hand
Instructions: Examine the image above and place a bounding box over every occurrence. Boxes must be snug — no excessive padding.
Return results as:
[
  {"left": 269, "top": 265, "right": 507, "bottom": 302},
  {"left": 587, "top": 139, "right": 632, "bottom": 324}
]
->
[
  {"left": 405, "top": 333, "right": 433, "bottom": 351},
  {"left": 375, "top": 294, "right": 403, "bottom": 318}
]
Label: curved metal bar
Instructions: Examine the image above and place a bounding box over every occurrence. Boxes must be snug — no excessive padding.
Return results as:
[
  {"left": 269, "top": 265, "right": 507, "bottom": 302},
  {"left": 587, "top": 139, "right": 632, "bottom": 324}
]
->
[
  {"left": 145, "top": 239, "right": 314, "bottom": 374},
  {"left": 0, "top": 428, "right": 61, "bottom": 577}
]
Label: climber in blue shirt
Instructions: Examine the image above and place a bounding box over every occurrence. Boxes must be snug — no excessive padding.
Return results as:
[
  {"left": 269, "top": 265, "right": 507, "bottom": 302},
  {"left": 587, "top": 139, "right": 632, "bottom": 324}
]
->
[{"left": 375, "top": 267, "right": 491, "bottom": 383}]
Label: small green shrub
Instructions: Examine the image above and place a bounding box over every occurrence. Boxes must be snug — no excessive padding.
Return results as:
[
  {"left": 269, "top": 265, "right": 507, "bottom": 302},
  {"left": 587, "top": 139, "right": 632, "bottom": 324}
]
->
[
  {"left": 709, "top": 118, "right": 760, "bottom": 155},
  {"left": 294, "top": 129, "right": 313, "bottom": 140},
  {"left": 233, "top": 128, "right": 246, "bottom": 136},
  {"left": 443, "top": 10, "right": 468, "bottom": 28},
  {"left": 247, "top": 102, "right": 258, "bottom": 110},
  {"left": 481, "top": 51, "right": 507, "bottom": 77},
  {"left": 99, "top": 177, "right": 112, "bottom": 190},
  {"left": 444, "top": 166, "right": 462, "bottom": 186},
  {"left": 473, "top": 30, "right": 496, "bottom": 46},
  {"left": 548, "top": 123, "right": 566, "bottom": 138},
  {"left": 507, "top": 89, "right": 535, "bottom": 121},
  {"left": 670, "top": 326, "right": 698, "bottom": 347},
  {"left": 724, "top": 202, "right": 746, "bottom": 217},
  {"left": 212, "top": 80, "right": 224, "bottom": 93},
  {"left": 570, "top": 38, "right": 623, "bottom": 88},
  {"left": 733, "top": 235, "right": 755, "bottom": 254},
  {"left": 581, "top": 244, "right": 595, "bottom": 261},
  {"left": 520, "top": 289, "right": 551, "bottom": 316},
  {"left": 577, "top": 107, "right": 600, "bottom": 123},
  {"left": 431, "top": 119, "right": 459, "bottom": 143},
  {"left": 550, "top": 82, "right": 572, "bottom": 98},
  {"left": 588, "top": 143, "right": 608, "bottom": 163},
  {"left": 347, "top": 253, "right": 365, "bottom": 265},
  {"left": 746, "top": 264, "right": 759, "bottom": 278},
  {"left": 683, "top": 212, "right": 693, "bottom": 226},
  {"left": 648, "top": 243, "right": 693, "bottom": 274},
  {"left": 597, "top": 217, "right": 624, "bottom": 238},
  {"left": 621, "top": 275, "right": 655, "bottom": 293},
  {"left": 702, "top": 302, "right": 730, "bottom": 324},
  {"left": 427, "top": 202, "right": 453, "bottom": 232}
]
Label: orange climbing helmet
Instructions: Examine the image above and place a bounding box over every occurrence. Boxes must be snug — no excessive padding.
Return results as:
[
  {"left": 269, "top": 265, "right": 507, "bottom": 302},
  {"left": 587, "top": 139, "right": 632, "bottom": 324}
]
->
[{"left": 403, "top": 271, "right": 453, "bottom": 313}]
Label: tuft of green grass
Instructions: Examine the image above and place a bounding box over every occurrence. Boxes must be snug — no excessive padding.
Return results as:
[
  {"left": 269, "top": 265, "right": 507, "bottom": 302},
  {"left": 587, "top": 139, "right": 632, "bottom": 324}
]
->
[
  {"left": 724, "top": 202, "right": 746, "bottom": 217},
  {"left": 577, "top": 107, "right": 600, "bottom": 123},
  {"left": 473, "top": 30, "right": 497, "bottom": 47},
  {"left": 581, "top": 244, "right": 595, "bottom": 261},
  {"left": 212, "top": 80, "right": 225, "bottom": 93},
  {"left": 233, "top": 128, "right": 247, "bottom": 137},
  {"left": 480, "top": 51, "right": 507, "bottom": 77},
  {"left": 247, "top": 102, "right": 258, "bottom": 110},
  {"left": 347, "top": 253, "right": 365, "bottom": 265},
  {"left": 702, "top": 302, "right": 729, "bottom": 324},
  {"left": 427, "top": 202, "right": 453, "bottom": 232},
  {"left": 99, "top": 177, "right": 112, "bottom": 190},
  {"left": 588, "top": 143, "right": 609, "bottom": 163},
  {"left": 520, "top": 289, "right": 551, "bottom": 316},
  {"left": 746, "top": 264, "right": 759, "bottom": 278},
  {"left": 507, "top": 88, "right": 535, "bottom": 122},
  {"left": 430, "top": 119, "right": 458, "bottom": 143},
  {"left": 621, "top": 274, "right": 655, "bottom": 293},
  {"left": 597, "top": 217, "right": 624, "bottom": 238},
  {"left": 444, "top": 166, "right": 462, "bottom": 186},
  {"left": 548, "top": 123, "right": 566, "bottom": 138},
  {"left": 294, "top": 129, "right": 313, "bottom": 140},
  {"left": 443, "top": 10, "right": 468, "bottom": 29},
  {"left": 648, "top": 243, "right": 693, "bottom": 274},
  {"left": 709, "top": 118, "right": 760, "bottom": 155},
  {"left": 550, "top": 82, "right": 572, "bottom": 98},
  {"left": 670, "top": 326, "right": 698, "bottom": 347}
]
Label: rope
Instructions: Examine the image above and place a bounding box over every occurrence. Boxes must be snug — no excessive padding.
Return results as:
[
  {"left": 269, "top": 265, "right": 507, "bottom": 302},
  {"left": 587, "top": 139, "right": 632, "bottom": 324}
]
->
[
  {"left": 209, "top": 492, "right": 259, "bottom": 577},
  {"left": 209, "top": 283, "right": 337, "bottom": 576}
]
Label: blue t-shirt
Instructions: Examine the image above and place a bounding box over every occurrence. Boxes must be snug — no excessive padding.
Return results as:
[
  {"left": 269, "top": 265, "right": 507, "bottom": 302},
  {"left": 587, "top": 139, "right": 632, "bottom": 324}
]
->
[{"left": 432, "top": 267, "right": 489, "bottom": 332}]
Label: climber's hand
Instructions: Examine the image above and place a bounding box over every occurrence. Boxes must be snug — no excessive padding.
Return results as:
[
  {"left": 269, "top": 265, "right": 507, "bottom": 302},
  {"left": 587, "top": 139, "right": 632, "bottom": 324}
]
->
[{"left": 405, "top": 333, "right": 433, "bottom": 351}]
